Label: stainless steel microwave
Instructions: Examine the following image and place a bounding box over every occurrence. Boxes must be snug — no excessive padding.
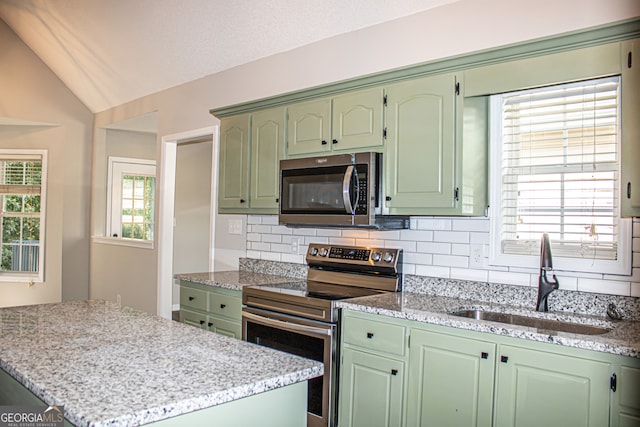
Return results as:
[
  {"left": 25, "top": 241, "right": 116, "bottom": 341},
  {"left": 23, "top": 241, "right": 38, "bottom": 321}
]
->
[{"left": 279, "top": 152, "right": 409, "bottom": 229}]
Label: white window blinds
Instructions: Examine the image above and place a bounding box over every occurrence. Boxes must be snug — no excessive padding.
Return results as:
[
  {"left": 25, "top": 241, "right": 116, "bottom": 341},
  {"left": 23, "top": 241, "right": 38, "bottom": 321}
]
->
[{"left": 498, "top": 76, "right": 622, "bottom": 262}]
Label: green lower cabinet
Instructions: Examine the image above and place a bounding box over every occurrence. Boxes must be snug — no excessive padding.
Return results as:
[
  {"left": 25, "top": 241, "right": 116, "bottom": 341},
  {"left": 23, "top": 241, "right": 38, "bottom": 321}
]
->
[
  {"left": 494, "top": 345, "right": 611, "bottom": 427},
  {"left": 339, "top": 348, "right": 404, "bottom": 427},
  {"left": 407, "top": 328, "right": 495, "bottom": 427},
  {"left": 339, "top": 309, "right": 639, "bottom": 427},
  {"left": 179, "top": 280, "right": 242, "bottom": 338}
]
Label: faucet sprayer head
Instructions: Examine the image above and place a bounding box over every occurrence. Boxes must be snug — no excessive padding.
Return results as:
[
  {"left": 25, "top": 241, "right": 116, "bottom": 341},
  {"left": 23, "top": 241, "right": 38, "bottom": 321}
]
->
[{"left": 540, "top": 233, "right": 553, "bottom": 270}]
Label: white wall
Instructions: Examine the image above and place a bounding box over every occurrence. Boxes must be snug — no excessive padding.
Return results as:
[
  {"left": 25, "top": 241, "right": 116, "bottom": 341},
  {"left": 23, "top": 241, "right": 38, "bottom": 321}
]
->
[
  {"left": 0, "top": 20, "right": 93, "bottom": 307},
  {"left": 173, "top": 139, "right": 213, "bottom": 304},
  {"left": 89, "top": 0, "right": 640, "bottom": 314}
]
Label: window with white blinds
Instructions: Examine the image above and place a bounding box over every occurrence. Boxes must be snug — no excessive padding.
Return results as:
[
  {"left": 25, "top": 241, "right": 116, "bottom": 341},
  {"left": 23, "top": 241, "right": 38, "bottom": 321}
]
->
[
  {"left": 0, "top": 150, "right": 47, "bottom": 282},
  {"left": 490, "top": 76, "right": 632, "bottom": 274}
]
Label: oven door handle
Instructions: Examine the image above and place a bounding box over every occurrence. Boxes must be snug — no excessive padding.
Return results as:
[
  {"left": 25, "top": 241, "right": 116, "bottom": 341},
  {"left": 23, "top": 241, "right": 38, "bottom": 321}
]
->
[
  {"left": 342, "top": 165, "right": 359, "bottom": 215},
  {"left": 243, "top": 311, "right": 333, "bottom": 337}
]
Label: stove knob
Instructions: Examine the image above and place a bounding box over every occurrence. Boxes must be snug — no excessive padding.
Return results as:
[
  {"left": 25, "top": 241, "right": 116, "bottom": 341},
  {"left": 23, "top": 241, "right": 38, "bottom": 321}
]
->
[
  {"left": 319, "top": 247, "right": 329, "bottom": 257},
  {"left": 309, "top": 247, "right": 318, "bottom": 256},
  {"left": 383, "top": 252, "right": 395, "bottom": 263},
  {"left": 371, "top": 251, "right": 382, "bottom": 262}
]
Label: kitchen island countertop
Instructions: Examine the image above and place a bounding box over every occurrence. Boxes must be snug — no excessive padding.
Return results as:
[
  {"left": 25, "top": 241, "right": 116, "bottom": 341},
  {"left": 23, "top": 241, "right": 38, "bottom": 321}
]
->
[{"left": 0, "top": 300, "right": 323, "bottom": 427}]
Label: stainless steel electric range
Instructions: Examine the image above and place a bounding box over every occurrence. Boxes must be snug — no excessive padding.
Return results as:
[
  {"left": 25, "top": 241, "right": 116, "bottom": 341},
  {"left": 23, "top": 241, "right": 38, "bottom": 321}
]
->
[{"left": 242, "top": 244, "right": 403, "bottom": 427}]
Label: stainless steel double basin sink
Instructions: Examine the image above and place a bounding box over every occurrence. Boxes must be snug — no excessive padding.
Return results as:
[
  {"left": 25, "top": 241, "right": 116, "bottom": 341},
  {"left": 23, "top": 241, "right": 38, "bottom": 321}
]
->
[{"left": 451, "top": 309, "right": 611, "bottom": 335}]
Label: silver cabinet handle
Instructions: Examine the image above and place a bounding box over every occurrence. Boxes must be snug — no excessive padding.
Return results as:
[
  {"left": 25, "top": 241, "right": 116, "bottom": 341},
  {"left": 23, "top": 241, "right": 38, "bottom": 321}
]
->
[
  {"left": 342, "top": 165, "right": 359, "bottom": 215},
  {"left": 243, "top": 311, "right": 332, "bottom": 337}
]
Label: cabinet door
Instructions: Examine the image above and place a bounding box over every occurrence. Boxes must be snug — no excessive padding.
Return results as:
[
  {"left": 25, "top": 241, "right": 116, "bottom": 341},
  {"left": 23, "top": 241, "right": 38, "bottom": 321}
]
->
[
  {"left": 621, "top": 39, "right": 640, "bottom": 217},
  {"left": 332, "top": 87, "right": 384, "bottom": 152},
  {"left": 218, "top": 114, "right": 250, "bottom": 210},
  {"left": 250, "top": 107, "right": 285, "bottom": 211},
  {"left": 384, "top": 73, "right": 457, "bottom": 213},
  {"left": 339, "top": 348, "right": 404, "bottom": 427},
  {"left": 208, "top": 316, "right": 242, "bottom": 339},
  {"left": 180, "top": 308, "right": 208, "bottom": 330},
  {"left": 407, "top": 328, "right": 495, "bottom": 427},
  {"left": 494, "top": 345, "right": 611, "bottom": 427},
  {"left": 287, "top": 98, "right": 331, "bottom": 156}
]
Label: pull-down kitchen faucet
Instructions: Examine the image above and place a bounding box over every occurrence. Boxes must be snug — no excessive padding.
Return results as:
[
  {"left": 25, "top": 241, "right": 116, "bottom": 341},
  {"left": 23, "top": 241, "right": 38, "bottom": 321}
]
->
[{"left": 536, "top": 233, "right": 559, "bottom": 312}]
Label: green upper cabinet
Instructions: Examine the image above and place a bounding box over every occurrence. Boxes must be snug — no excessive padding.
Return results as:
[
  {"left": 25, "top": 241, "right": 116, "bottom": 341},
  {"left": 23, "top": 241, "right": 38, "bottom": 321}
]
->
[
  {"left": 383, "top": 73, "right": 487, "bottom": 216},
  {"left": 384, "top": 73, "right": 457, "bottom": 213},
  {"left": 621, "top": 38, "right": 640, "bottom": 217},
  {"left": 286, "top": 87, "right": 384, "bottom": 157},
  {"left": 250, "top": 107, "right": 285, "bottom": 211},
  {"left": 218, "top": 114, "right": 250, "bottom": 211},
  {"left": 407, "top": 328, "right": 495, "bottom": 427},
  {"left": 218, "top": 108, "right": 284, "bottom": 214},
  {"left": 494, "top": 345, "right": 611, "bottom": 427}
]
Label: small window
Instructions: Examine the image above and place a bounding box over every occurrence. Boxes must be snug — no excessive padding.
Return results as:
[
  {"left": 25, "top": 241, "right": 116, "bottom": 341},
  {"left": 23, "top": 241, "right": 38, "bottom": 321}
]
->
[
  {"left": 0, "top": 150, "right": 47, "bottom": 282},
  {"left": 489, "top": 76, "right": 631, "bottom": 275},
  {"left": 107, "top": 157, "right": 156, "bottom": 246}
]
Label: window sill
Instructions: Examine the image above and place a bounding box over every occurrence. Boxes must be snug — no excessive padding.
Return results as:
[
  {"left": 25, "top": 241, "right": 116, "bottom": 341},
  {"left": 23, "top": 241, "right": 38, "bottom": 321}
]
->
[{"left": 92, "top": 236, "right": 155, "bottom": 250}]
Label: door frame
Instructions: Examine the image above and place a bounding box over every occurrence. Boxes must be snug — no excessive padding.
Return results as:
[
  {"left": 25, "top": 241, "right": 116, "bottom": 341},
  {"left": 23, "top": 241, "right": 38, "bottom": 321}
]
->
[{"left": 157, "top": 126, "right": 218, "bottom": 318}]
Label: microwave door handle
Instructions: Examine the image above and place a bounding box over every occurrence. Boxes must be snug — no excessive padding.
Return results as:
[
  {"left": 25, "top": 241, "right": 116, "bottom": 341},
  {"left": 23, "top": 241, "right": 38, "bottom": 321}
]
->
[{"left": 342, "top": 165, "right": 359, "bottom": 215}]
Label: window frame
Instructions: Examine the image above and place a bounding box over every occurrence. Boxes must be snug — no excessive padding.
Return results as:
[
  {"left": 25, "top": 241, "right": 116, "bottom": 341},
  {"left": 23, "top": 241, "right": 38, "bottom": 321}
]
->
[
  {"left": 0, "top": 149, "right": 47, "bottom": 283},
  {"left": 488, "top": 79, "right": 632, "bottom": 276},
  {"left": 103, "top": 156, "right": 156, "bottom": 250}
]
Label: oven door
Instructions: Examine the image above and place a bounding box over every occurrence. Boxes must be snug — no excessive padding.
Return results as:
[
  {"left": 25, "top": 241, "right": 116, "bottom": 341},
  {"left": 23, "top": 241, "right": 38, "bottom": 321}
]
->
[{"left": 242, "top": 307, "right": 337, "bottom": 427}]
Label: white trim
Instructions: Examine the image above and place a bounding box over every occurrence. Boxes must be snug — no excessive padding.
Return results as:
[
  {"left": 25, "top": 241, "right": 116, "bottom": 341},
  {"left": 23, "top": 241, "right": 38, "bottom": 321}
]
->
[
  {"left": 0, "top": 149, "right": 47, "bottom": 283},
  {"left": 91, "top": 235, "right": 154, "bottom": 249},
  {"left": 157, "top": 126, "right": 217, "bottom": 319}
]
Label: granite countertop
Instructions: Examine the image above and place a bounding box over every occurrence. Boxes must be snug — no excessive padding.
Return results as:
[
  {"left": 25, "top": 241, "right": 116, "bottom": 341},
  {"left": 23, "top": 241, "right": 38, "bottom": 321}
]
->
[
  {"left": 0, "top": 300, "right": 323, "bottom": 427},
  {"left": 337, "top": 292, "right": 640, "bottom": 359},
  {"left": 174, "top": 271, "right": 294, "bottom": 291}
]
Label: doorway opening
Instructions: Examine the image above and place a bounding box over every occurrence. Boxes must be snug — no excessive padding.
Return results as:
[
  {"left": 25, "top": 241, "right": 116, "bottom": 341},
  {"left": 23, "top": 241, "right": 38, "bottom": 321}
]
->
[{"left": 157, "top": 126, "right": 218, "bottom": 318}]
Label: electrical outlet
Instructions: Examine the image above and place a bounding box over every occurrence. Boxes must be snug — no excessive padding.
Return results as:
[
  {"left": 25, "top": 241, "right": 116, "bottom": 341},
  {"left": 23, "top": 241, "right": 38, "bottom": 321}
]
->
[
  {"left": 469, "top": 244, "right": 485, "bottom": 268},
  {"left": 228, "top": 219, "right": 242, "bottom": 235},
  {"left": 291, "top": 237, "right": 299, "bottom": 254}
]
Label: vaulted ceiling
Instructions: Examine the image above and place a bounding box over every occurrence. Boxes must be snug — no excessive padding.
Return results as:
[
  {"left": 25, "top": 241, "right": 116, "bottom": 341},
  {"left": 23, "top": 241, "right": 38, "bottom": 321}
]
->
[{"left": 0, "top": 0, "right": 457, "bottom": 113}]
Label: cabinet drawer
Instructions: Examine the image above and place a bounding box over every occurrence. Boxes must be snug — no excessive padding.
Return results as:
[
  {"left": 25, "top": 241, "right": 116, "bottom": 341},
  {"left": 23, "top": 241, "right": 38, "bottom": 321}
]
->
[
  {"left": 208, "top": 292, "right": 241, "bottom": 320},
  {"left": 180, "top": 309, "right": 207, "bottom": 329},
  {"left": 180, "top": 287, "right": 209, "bottom": 312},
  {"left": 209, "top": 316, "right": 242, "bottom": 339},
  {"left": 343, "top": 315, "right": 406, "bottom": 356}
]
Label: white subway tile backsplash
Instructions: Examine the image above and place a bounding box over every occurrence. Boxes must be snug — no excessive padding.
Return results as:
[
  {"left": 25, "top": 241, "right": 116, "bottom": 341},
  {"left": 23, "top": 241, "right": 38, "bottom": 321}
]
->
[
  {"left": 355, "top": 238, "right": 385, "bottom": 248},
  {"left": 316, "top": 229, "right": 342, "bottom": 237},
  {"left": 329, "top": 237, "right": 356, "bottom": 246},
  {"left": 262, "top": 234, "right": 282, "bottom": 243},
  {"left": 400, "top": 230, "right": 434, "bottom": 242},
  {"left": 451, "top": 244, "right": 471, "bottom": 256},
  {"left": 433, "top": 231, "right": 470, "bottom": 244},
  {"left": 488, "top": 270, "right": 532, "bottom": 287},
  {"left": 242, "top": 214, "right": 639, "bottom": 298},
  {"left": 450, "top": 267, "right": 489, "bottom": 282},
  {"left": 260, "top": 251, "right": 281, "bottom": 262},
  {"left": 577, "top": 278, "right": 630, "bottom": 296},
  {"left": 416, "top": 241, "right": 451, "bottom": 255},
  {"left": 451, "top": 218, "right": 490, "bottom": 232},
  {"left": 414, "top": 217, "right": 452, "bottom": 231},
  {"left": 371, "top": 230, "right": 401, "bottom": 240},
  {"left": 404, "top": 252, "right": 433, "bottom": 265},
  {"left": 261, "top": 215, "right": 279, "bottom": 225},
  {"left": 415, "top": 264, "right": 450, "bottom": 278},
  {"left": 433, "top": 254, "right": 469, "bottom": 268}
]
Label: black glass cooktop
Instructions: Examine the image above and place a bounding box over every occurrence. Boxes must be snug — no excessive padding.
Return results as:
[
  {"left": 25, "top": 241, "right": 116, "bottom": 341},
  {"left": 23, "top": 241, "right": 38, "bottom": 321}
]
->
[{"left": 245, "top": 280, "right": 384, "bottom": 301}]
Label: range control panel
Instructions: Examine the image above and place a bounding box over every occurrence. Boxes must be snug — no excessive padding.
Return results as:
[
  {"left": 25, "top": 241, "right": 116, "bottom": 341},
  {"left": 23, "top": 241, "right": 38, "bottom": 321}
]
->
[{"left": 307, "top": 244, "right": 401, "bottom": 267}]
